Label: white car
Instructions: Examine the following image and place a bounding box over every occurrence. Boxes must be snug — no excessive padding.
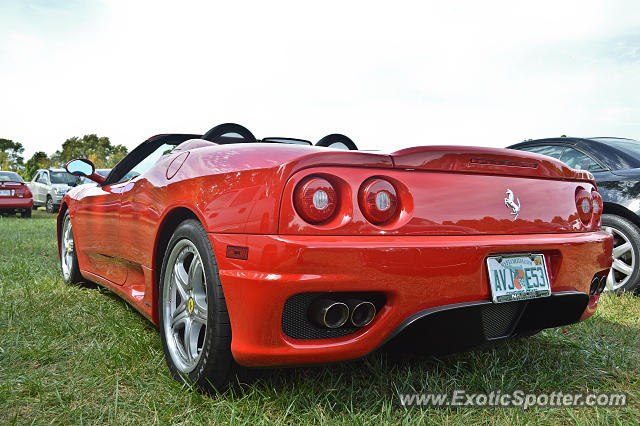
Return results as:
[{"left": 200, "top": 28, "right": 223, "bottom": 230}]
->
[{"left": 29, "top": 168, "right": 80, "bottom": 213}]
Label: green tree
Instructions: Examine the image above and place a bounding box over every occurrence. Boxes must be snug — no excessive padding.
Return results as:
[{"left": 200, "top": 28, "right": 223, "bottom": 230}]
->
[
  {"left": 23, "top": 151, "right": 51, "bottom": 181},
  {"left": 109, "top": 144, "right": 128, "bottom": 167},
  {"left": 0, "top": 138, "right": 25, "bottom": 171},
  {"left": 54, "top": 134, "right": 128, "bottom": 168}
]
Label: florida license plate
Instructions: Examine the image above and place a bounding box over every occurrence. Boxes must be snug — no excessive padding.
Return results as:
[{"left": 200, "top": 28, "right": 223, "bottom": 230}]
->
[
  {"left": 486, "top": 254, "right": 551, "bottom": 303},
  {"left": 0, "top": 189, "right": 10, "bottom": 196}
]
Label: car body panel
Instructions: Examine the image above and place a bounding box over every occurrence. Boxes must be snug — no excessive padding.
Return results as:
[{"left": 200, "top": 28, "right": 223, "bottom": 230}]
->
[
  {"left": 592, "top": 170, "right": 640, "bottom": 218},
  {"left": 72, "top": 181, "right": 128, "bottom": 284},
  {"left": 58, "top": 136, "right": 613, "bottom": 367}
]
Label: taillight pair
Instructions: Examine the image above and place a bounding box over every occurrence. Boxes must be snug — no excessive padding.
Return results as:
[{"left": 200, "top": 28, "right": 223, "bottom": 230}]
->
[
  {"left": 575, "top": 188, "right": 603, "bottom": 225},
  {"left": 294, "top": 176, "right": 398, "bottom": 225}
]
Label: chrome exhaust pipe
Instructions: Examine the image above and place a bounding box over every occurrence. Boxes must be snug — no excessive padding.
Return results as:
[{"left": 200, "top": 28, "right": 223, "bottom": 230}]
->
[
  {"left": 346, "top": 299, "right": 376, "bottom": 327},
  {"left": 308, "top": 299, "right": 349, "bottom": 328},
  {"left": 597, "top": 275, "right": 607, "bottom": 293}
]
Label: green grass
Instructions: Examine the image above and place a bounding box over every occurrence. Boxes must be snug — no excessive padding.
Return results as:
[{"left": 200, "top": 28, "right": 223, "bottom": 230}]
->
[{"left": 0, "top": 210, "right": 638, "bottom": 424}]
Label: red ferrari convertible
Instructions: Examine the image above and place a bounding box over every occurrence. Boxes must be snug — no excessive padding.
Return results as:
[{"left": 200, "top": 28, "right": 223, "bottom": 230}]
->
[{"left": 58, "top": 123, "right": 613, "bottom": 391}]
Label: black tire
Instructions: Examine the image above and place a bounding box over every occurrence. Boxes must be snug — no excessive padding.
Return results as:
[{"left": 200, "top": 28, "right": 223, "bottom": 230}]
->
[
  {"left": 158, "top": 219, "right": 237, "bottom": 392},
  {"left": 46, "top": 196, "right": 55, "bottom": 213},
  {"left": 60, "top": 211, "right": 83, "bottom": 284},
  {"left": 602, "top": 214, "right": 640, "bottom": 293},
  {"left": 21, "top": 207, "right": 32, "bottom": 218}
]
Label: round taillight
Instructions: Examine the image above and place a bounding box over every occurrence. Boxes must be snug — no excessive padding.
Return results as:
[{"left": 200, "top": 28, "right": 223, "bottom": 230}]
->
[
  {"left": 359, "top": 178, "right": 398, "bottom": 224},
  {"left": 294, "top": 177, "right": 338, "bottom": 224},
  {"left": 575, "top": 188, "right": 593, "bottom": 224}
]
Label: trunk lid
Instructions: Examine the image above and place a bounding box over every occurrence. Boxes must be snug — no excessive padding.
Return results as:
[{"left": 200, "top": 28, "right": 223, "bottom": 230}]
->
[
  {"left": 278, "top": 165, "right": 599, "bottom": 236},
  {"left": 0, "top": 181, "right": 31, "bottom": 198}
]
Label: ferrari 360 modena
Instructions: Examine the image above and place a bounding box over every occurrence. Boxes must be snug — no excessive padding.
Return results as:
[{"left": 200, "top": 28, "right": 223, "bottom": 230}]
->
[{"left": 58, "top": 123, "right": 613, "bottom": 391}]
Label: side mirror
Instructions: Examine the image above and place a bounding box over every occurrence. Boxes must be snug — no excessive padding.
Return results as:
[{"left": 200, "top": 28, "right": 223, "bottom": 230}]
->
[{"left": 65, "top": 159, "right": 105, "bottom": 184}]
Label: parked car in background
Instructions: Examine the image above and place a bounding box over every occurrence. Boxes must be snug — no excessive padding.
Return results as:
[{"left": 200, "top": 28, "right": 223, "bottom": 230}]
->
[
  {"left": 29, "top": 168, "right": 80, "bottom": 213},
  {"left": 0, "top": 171, "right": 33, "bottom": 218},
  {"left": 57, "top": 123, "right": 611, "bottom": 392},
  {"left": 508, "top": 137, "right": 640, "bottom": 293},
  {"left": 79, "top": 169, "right": 110, "bottom": 185}
]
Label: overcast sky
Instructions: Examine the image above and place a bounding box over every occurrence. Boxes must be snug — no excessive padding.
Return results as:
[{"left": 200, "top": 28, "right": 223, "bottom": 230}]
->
[{"left": 1, "top": 0, "right": 640, "bottom": 158}]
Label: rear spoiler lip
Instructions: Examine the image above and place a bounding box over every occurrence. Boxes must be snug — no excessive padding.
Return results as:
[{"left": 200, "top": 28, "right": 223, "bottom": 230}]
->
[{"left": 390, "top": 145, "right": 596, "bottom": 185}]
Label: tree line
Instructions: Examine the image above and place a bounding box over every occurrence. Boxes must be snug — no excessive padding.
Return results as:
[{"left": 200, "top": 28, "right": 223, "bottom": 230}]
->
[{"left": 0, "top": 135, "right": 128, "bottom": 181}]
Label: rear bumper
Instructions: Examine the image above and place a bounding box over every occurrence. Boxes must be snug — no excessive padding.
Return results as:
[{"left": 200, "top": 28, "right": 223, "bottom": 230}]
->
[
  {"left": 0, "top": 197, "right": 33, "bottom": 209},
  {"left": 209, "top": 231, "right": 612, "bottom": 367}
]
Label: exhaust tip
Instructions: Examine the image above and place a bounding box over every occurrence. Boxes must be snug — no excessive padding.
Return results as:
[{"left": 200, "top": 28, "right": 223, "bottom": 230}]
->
[
  {"left": 598, "top": 275, "right": 608, "bottom": 293},
  {"left": 309, "top": 299, "right": 349, "bottom": 328},
  {"left": 347, "top": 299, "right": 376, "bottom": 327}
]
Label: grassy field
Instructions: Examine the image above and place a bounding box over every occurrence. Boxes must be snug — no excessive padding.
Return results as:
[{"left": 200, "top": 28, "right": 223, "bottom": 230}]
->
[{"left": 0, "top": 210, "right": 638, "bottom": 424}]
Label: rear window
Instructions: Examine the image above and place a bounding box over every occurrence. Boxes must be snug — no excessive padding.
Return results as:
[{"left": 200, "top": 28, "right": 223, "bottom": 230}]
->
[
  {"left": 592, "top": 138, "right": 640, "bottom": 158},
  {"left": 517, "top": 145, "right": 564, "bottom": 159},
  {"left": 0, "top": 171, "right": 23, "bottom": 182},
  {"left": 560, "top": 147, "right": 605, "bottom": 171}
]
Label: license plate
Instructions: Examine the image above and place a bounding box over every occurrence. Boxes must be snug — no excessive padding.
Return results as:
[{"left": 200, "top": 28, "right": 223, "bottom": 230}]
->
[
  {"left": 0, "top": 189, "right": 11, "bottom": 196},
  {"left": 486, "top": 254, "right": 551, "bottom": 303}
]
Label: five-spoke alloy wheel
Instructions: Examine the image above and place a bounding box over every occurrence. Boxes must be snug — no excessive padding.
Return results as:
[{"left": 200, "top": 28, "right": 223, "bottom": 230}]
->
[
  {"left": 162, "top": 239, "right": 209, "bottom": 373},
  {"left": 158, "top": 219, "right": 236, "bottom": 391},
  {"left": 602, "top": 214, "right": 640, "bottom": 293}
]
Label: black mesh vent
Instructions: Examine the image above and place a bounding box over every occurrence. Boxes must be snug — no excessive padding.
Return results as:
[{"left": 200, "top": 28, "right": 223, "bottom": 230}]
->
[
  {"left": 384, "top": 293, "right": 589, "bottom": 356},
  {"left": 282, "top": 292, "right": 385, "bottom": 340},
  {"left": 480, "top": 302, "right": 523, "bottom": 339}
]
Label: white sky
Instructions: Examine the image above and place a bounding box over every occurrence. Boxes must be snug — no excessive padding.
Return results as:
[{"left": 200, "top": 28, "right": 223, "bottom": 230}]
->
[{"left": 1, "top": 0, "right": 640, "bottom": 158}]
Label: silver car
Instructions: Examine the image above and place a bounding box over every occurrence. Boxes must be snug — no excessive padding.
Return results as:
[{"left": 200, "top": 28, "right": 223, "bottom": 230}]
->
[{"left": 29, "top": 169, "right": 80, "bottom": 213}]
